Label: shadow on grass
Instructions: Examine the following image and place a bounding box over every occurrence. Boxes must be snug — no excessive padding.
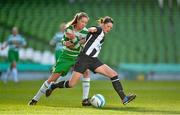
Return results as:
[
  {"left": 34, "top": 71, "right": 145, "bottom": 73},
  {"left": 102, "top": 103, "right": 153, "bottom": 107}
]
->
[
  {"left": 102, "top": 106, "right": 180, "bottom": 114},
  {"left": 42, "top": 104, "right": 180, "bottom": 114}
]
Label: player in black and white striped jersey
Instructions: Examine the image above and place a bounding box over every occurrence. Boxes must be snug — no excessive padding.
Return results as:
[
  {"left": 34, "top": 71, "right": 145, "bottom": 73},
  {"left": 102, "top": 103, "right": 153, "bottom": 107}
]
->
[
  {"left": 82, "top": 25, "right": 104, "bottom": 57},
  {"left": 46, "top": 16, "right": 136, "bottom": 105}
]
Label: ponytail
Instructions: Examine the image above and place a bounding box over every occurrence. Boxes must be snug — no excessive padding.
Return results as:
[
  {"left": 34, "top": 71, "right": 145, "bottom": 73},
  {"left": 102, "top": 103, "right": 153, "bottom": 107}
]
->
[
  {"left": 97, "top": 16, "right": 114, "bottom": 25},
  {"left": 97, "top": 17, "right": 104, "bottom": 24}
]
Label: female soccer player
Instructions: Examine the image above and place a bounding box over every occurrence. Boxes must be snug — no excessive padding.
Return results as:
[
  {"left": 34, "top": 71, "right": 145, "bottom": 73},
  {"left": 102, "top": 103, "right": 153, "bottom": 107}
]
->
[
  {"left": 46, "top": 16, "right": 136, "bottom": 105},
  {"left": 29, "top": 12, "right": 91, "bottom": 106},
  {"left": 1, "top": 26, "right": 26, "bottom": 83}
]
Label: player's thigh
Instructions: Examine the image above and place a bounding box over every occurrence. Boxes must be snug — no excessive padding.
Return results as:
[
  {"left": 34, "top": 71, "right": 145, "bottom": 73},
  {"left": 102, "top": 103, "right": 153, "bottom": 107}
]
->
[
  {"left": 52, "top": 58, "right": 75, "bottom": 76},
  {"left": 14, "top": 51, "right": 19, "bottom": 62},
  {"left": 8, "top": 50, "right": 19, "bottom": 62},
  {"left": 95, "top": 64, "right": 118, "bottom": 78},
  {"left": 47, "top": 73, "right": 61, "bottom": 83}
]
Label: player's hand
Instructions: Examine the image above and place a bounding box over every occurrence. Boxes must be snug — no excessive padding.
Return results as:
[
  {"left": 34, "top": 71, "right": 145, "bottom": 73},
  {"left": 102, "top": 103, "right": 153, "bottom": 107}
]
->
[
  {"left": 13, "top": 41, "right": 21, "bottom": 46},
  {"left": 66, "top": 32, "right": 75, "bottom": 40},
  {"left": 15, "top": 45, "right": 21, "bottom": 48},
  {"left": 13, "top": 40, "right": 19, "bottom": 44},
  {"left": 65, "top": 41, "right": 74, "bottom": 49},
  {"left": 79, "top": 39, "right": 86, "bottom": 44},
  {"left": 88, "top": 27, "right": 97, "bottom": 33},
  {"left": 13, "top": 41, "right": 21, "bottom": 48}
]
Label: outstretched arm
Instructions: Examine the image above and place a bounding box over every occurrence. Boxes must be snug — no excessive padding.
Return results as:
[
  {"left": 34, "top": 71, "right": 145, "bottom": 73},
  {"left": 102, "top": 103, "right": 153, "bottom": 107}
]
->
[{"left": 88, "top": 27, "right": 97, "bottom": 33}]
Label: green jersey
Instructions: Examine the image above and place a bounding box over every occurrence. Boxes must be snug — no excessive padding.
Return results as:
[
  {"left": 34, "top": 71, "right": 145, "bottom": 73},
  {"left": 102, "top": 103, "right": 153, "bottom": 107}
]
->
[
  {"left": 61, "top": 25, "right": 88, "bottom": 57},
  {"left": 52, "top": 25, "right": 88, "bottom": 75}
]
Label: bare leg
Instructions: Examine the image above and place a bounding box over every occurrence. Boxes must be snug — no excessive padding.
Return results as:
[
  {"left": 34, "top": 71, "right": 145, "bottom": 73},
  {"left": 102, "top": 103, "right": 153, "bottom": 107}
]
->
[
  {"left": 95, "top": 64, "right": 126, "bottom": 100},
  {"left": 68, "top": 71, "right": 82, "bottom": 87},
  {"left": 47, "top": 73, "right": 61, "bottom": 84},
  {"left": 95, "top": 64, "right": 118, "bottom": 78}
]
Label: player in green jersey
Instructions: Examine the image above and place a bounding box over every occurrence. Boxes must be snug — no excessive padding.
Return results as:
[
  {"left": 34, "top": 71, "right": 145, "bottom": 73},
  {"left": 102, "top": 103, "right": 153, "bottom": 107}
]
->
[
  {"left": 28, "top": 12, "right": 92, "bottom": 106},
  {"left": 1, "top": 27, "right": 26, "bottom": 83}
]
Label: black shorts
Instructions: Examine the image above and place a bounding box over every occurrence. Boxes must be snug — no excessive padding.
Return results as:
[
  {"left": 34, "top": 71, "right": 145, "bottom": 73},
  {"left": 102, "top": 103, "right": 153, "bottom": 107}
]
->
[{"left": 74, "top": 53, "right": 103, "bottom": 74}]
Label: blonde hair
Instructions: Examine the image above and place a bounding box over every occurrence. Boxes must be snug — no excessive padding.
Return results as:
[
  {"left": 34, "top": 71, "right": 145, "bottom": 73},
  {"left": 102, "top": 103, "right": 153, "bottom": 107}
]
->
[
  {"left": 12, "top": 26, "right": 18, "bottom": 32},
  {"left": 65, "top": 12, "right": 89, "bottom": 28}
]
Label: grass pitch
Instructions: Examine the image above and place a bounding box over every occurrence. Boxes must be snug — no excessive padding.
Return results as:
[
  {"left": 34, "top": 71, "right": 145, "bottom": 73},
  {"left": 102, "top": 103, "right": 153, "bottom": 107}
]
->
[{"left": 0, "top": 80, "right": 180, "bottom": 115}]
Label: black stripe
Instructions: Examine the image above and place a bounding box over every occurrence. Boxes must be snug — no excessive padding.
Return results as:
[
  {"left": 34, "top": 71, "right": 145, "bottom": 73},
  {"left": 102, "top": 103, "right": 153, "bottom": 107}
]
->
[
  {"left": 83, "top": 31, "right": 103, "bottom": 53},
  {"left": 110, "top": 76, "right": 119, "bottom": 81},
  {"left": 83, "top": 34, "right": 96, "bottom": 53},
  {"left": 83, "top": 26, "right": 104, "bottom": 57},
  {"left": 89, "top": 49, "right": 97, "bottom": 57},
  {"left": 85, "top": 33, "right": 91, "bottom": 42},
  {"left": 100, "top": 38, "right": 104, "bottom": 44}
]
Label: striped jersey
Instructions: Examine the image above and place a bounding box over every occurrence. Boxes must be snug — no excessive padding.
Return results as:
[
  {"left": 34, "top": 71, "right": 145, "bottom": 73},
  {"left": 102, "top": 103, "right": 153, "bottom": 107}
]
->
[
  {"left": 6, "top": 34, "right": 26, "bottom": 51},
  {"left": 82, "top": 26, "right": 105, "bottom": 58},
  {"left": 61, "top": 25, "right": 88, "bottom": 57}
]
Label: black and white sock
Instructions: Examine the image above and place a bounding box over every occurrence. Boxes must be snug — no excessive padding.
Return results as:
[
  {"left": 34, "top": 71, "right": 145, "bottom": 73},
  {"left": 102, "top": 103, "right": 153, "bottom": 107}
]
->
[
  {"left": 51, "top": 80, "right": 70, "bottom": 90},
  {"left": 111, "top": 76, "right": 126, "bottom": 100}
]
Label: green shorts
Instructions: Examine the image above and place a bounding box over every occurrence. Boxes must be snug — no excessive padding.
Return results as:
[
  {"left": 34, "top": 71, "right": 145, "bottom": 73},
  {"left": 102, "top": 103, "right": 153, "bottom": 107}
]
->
[
  {"left": 52, "top": 50, "right": 77, "bottom": 76},
  {"left": 55, "top": 50, "right": 62, "bottom": 62},
  {"left": 8, "top": 49, "right": 19, "bottom": 62}
]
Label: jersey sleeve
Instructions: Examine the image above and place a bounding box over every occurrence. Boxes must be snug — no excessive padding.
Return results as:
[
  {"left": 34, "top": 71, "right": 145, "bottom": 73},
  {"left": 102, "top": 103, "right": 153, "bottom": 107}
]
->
[
  {"left": 64, "top": 25, "right": 73, "bottom": 37},
  {"left": 95, "top": 26, "right": 103, "bottom": 34},
  {"left": 73, "top": 27, "right": 89, "bottom": 49},
  {"left": 89, "top": 26, "right": 102, "bottom": 35},
  {"left": 61, "top": 35, "right": 66, "bottom": 45},
  {"left": 80, "top": 27, "right": 88, "bottom": 39},
  {"left": 61, "top": 26, "right": 73, "bottom": 45}
]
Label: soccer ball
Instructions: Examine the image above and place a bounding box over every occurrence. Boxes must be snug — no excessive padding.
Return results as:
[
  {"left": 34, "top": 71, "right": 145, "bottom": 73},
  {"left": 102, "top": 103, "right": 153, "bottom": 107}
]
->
[{"left": 90, "top": 94, "right": 105, "bottom": 108}]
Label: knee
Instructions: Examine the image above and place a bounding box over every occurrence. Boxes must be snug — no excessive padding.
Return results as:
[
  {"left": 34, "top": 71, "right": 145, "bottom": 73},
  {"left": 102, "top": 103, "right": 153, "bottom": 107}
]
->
[
  {"left": 68, "top": 81, "right": 77, "bottom": 88},
  {"left": 110, "top": 71, "right": 118, "bottom": 77},
  {"left": 83, "top": 70, "right": 90, "bottom": 78},
  {"left": 69, "top": 83, "right": 75, "bottom": 88},
  {"left": 11, "top": 62, "right": 16, "bottom": 68},
  {"left": 47, "top": 73, "right": 61, "bottom": 84}
]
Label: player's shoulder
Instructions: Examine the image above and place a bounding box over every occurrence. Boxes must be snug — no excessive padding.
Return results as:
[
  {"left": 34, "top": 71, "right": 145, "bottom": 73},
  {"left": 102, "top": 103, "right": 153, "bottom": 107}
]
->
[
  {"left": 17, "top": 34, "right": 25, "bottom": 40},
  {"left": 91, "top": 26, "right": 102, "bottom": 34},
  {"left": 82, "top": 27, "right": 88, "bottom": 31},
  {"left": 66, "top": 25, "right": 74, "bottom": 30},
  {"left": 7, "top": 34, "right": 14, "bottom": 40},
  {"left": 80, "top": 27, "right": 89, "bottom": 34}
]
